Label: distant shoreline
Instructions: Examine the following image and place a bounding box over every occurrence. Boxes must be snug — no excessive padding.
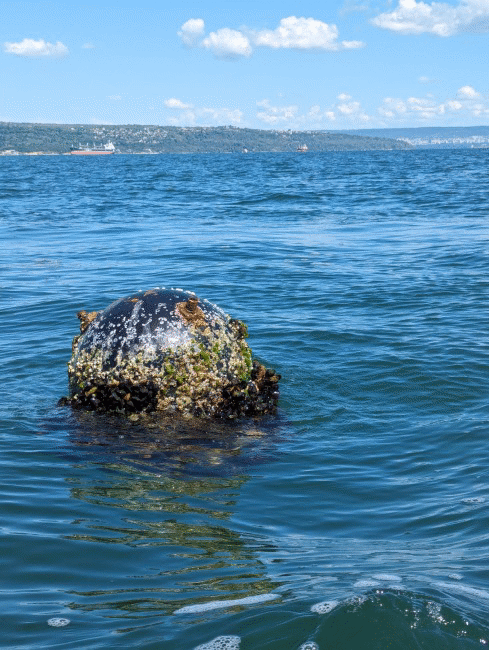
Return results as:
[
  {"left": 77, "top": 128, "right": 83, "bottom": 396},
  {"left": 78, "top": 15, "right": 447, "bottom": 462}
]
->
[
  {"left": 0, "top": 122, "right": 411, "bottom": 155},
  {"left": 0, "top": 150, "right": 413, "bottom": 156},
  {"left": 2, "top": 122, "right": 489, "bottom": 154}
]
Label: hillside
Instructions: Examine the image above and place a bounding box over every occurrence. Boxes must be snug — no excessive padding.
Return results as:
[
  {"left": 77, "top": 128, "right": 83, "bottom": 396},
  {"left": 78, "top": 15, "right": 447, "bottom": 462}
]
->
[
  {"left": 0, "top": 122, "right": 411, "bottom": 154},
  {"left": 341, "top": 125, "right": 489, "bottom": 148}
]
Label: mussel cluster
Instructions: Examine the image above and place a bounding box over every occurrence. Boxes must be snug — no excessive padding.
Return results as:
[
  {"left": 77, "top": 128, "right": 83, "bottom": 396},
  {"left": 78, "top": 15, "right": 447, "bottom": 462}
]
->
[
  {"left": 64, "top": 288, "right": 280, "bottom": 420},
  {"left": 66, "top": 378, "right": 160, "bottom": 414}
]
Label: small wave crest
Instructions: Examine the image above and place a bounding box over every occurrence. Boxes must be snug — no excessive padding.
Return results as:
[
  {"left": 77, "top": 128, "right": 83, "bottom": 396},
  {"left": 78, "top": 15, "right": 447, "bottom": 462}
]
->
[
  {"left": 193, "top": 636, "right": 241, "bottom": 650},
  {"left": 308, "top": 588, "right": 489, "bottom": 648},
  {"left": 175, "top": 593, "right": 279, "bottom": 614}
]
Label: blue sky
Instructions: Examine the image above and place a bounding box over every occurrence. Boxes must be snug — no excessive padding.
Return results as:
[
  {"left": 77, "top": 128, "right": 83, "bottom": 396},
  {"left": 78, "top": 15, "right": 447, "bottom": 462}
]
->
[{"left": 2, "top": 0, "right": 489, "bottom": 129}]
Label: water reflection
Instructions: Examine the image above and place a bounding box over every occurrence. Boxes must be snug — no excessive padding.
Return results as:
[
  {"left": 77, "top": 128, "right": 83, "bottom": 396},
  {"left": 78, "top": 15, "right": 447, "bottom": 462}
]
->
[
  {"left": 66, "top": 409, "right": 283, "bottom": 477},
  {"left": 57, "top": 409, "right": 285, "bottom": 622}
]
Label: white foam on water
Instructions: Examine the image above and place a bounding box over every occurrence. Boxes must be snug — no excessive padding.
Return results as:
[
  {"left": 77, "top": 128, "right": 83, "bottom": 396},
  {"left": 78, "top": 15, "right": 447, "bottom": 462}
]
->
[
  {"left": 448, "top": 573, "right": 463, "bottom": 581},
  {"left": 433, "top": 581, "right": 489, "bottom": 601},
  {"left": 311, "top": 600, "right": 339, "bottom": 614},
  {"left": 372, "top": 574, "right": 403, "bottom": 582},
  {"left": 299, "top": 643, "right": 319, "bottom": 650},
  {"left": 174, "top": 593, "right": 279, "bottom": 614},
  {"left": 354, "top": 579, "right": 381, "bottom": 588},
  {"left": 193, "top": 635, "right": 241, "bottom": 650},
  {"left": 47, "top": 618, "right": 70, "bottom": 627},
  {"left": 461, "top": 497, "right": 485, "bottom": 504}
]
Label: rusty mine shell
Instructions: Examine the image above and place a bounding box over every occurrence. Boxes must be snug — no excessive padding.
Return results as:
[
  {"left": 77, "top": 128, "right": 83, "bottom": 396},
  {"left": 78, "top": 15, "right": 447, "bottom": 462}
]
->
[{"left": 66, "top": 288, "right": 280, "bottom": 419}]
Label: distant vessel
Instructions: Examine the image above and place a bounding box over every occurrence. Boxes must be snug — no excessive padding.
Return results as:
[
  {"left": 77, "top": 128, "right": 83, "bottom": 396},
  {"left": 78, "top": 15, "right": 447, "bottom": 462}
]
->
[
  {"left": 70, "top": 142, "right": 115, "bottom": 155},
  {"left": 297, "top": 144, "right": 308, "bottom": 152}
]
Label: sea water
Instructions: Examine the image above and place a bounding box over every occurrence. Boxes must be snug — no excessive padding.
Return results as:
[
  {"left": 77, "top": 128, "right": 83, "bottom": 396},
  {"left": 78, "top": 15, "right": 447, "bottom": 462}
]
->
[{"left": 1, "top": 149, "right": 489, "bottom": 649}]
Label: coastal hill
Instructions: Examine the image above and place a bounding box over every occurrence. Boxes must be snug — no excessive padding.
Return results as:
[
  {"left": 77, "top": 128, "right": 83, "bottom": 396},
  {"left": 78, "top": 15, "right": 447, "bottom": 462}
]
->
[
  {"left": 0, "top": 122, "right": 412, "bottom": 154},
  {"left": 342, "top": 125, "right": 489, "bottom": 148}
]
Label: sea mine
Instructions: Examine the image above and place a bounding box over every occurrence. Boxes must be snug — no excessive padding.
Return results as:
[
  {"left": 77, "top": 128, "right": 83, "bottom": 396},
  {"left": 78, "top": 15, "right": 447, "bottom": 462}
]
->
[{"left": 66, "top": 288, "right": 280, "bottom": 419}]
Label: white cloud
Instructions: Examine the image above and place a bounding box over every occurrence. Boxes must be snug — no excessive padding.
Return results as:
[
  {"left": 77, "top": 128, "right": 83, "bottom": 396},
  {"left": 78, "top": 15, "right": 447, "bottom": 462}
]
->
[
  {"left": 446, "top": 99, "right": 463, "bottom": 109},
  {"left": 256, "top": 99, "right": 299, "bottom": 124},
  {"left": 305, "top": 104, "right": 336, "bottom": 123},
  {"left": 178, "top": 18, "right": 205, "bottom": 47},
  {"left": 407, "top": 96, "right": 432, "bottom": 106},
  {"left": 333, "top": 95, "right": 370, "bottom": 121},
  {"left": 202, "top": 28, "right": 252, "bottom": 58},
  {"left": 165, "top": 101, "right": 243, "bottom": 126},
  {"left": 255, "top": 97, "right": 370, "bottom": 126},
  {"left": 340, "top": 1, "right": 371, "bottom": 14},
  {"left": 82, "top": 42, "right": 95, "bottom": 49},
  {"left": 472, "top": 103, "right": 489, "bottom": 116},
  {"left": 252, "top": 16, "right": 364, "bottom": 50},
  {"left": 403, "top": 95, "right": 447, "bottom": 118},
  {"left": 371, "top": 0, "right": 489, "bottom": 37},
  {"left": 308, "top": 104, "right": 322, "bottom": 117},
  {"left": 378, "top": 97, "right": 408, "bottom": 117},
  {"left": 337, "top": 100, "right": 361, "bottom": 114},
  {"left": 306, "top": 105, "right": 337, "bottom": 122},
  {"left": 164, "top": 97, "right": 194, "bottom": 109},
  {"left": 342, "top": 40, "right": 366, "bottom": 48},
  {"left": 178, "top": 15, "right": 365, "bottom": 58},
  {"left": 4, "top": 38, "right": 69, "bottom": 57},
  {"left": 201, "top": 107, "right": 243, "bottom": 123},
  {"left": 457, "top": 84, "right": 479, "bottom": 97},
  {"left": 377, "top": 88, "right": 489, "bottom": 123},
  {"left": 107, "top": 95, "right": 122, "bottom": 101}
]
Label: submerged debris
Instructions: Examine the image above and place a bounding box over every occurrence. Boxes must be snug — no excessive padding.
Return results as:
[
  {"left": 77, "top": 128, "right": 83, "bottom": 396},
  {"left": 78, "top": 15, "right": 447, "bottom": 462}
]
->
[{"left": 64, "top": 288, "right": 280, "bottom": 419}]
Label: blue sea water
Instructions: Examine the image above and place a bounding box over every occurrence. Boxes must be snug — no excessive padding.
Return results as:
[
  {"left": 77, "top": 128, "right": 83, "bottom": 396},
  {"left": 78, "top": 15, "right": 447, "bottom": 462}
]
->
[{"left": 1, "top": 149, "right": 489, "bottom": 649}]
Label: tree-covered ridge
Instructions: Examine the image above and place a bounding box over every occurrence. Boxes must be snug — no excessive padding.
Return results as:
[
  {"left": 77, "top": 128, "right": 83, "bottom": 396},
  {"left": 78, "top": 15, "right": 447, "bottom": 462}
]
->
[{"left": 0, "top": 122, "right": 412, "bottom": 154}]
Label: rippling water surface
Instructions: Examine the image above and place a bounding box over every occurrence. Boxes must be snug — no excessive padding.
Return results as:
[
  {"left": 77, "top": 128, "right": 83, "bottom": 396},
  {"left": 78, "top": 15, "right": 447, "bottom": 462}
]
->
[{"left": 2, "top": 150, "right": 489, "bottom": 649}]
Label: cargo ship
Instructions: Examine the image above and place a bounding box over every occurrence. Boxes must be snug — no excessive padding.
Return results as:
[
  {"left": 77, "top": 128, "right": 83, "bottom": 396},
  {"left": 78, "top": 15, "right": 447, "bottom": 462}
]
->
[{"left": 70, "top": 142, "right": 115, "bottom": 155}]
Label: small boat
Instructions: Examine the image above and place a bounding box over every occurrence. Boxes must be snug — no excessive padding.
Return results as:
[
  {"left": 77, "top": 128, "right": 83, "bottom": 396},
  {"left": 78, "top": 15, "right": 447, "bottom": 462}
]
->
[
  {"left": 297, "top": 144, "right": 308, "bottom": 152},
  {"left": 70, "top": 142, "right": 115, "bottom": 155}
]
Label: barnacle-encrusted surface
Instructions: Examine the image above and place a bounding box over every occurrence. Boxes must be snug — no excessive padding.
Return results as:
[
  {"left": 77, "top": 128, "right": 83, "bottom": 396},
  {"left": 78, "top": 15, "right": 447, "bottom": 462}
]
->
[{"left": 66, "top": 288, "right": 280, "bottom": 419}]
